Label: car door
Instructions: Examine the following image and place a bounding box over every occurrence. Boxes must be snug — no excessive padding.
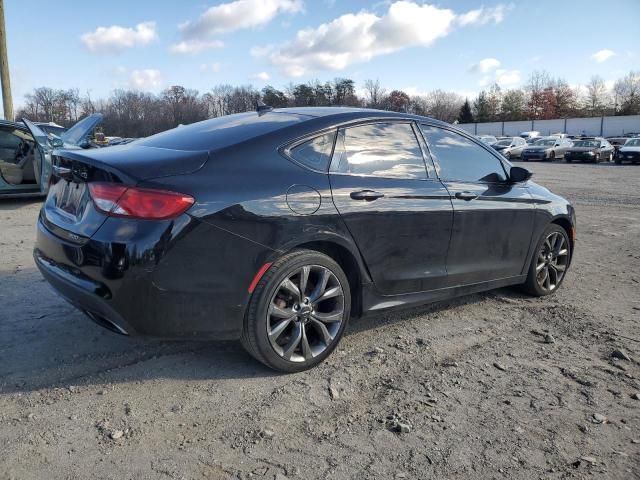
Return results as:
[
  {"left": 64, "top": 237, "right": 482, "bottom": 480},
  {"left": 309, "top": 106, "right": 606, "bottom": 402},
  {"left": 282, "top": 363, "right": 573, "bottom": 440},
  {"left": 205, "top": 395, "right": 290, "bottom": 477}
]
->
[
  {"left": 419, "top": 124, "right": 536, "bottom": 286},
  {"left": 513, "top": 137, "right": 526, "bottom": 157},
  {"left": 329, "top": 121, "right": 453, "bottom": 295}
]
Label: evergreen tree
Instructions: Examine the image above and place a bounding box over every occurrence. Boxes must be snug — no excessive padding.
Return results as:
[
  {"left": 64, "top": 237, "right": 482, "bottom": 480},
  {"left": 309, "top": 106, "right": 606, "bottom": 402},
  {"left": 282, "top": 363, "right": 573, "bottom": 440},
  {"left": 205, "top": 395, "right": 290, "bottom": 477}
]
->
[{"left": 457, "top": 98, "right": 474, "bottom": 123}]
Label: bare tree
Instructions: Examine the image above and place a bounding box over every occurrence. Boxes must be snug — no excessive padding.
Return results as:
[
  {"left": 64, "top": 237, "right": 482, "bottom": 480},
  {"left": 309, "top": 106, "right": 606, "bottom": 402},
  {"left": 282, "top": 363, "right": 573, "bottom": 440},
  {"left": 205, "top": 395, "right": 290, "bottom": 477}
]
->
[
  {"left": 363, "top": 79, "right": 386, "bottom": 108},
  {"left": 585, "top": 75, "right": 610, "bottom": 116},
  {"left": 425, "top": 90, "right": 463, "bottom": 123}
]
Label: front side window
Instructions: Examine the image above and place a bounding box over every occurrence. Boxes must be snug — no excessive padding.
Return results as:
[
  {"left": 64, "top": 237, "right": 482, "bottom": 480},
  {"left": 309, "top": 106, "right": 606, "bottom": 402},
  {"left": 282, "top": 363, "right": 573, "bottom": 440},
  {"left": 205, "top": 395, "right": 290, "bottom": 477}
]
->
[
  {"left": 420, "top": 125, "right": 507, "bottom": 183},
  {"left": 332, "top": 122, "right": 427, "bottom": 179},
  {"left": 288, "top": 131, "right": 336, "bottom": 171}
]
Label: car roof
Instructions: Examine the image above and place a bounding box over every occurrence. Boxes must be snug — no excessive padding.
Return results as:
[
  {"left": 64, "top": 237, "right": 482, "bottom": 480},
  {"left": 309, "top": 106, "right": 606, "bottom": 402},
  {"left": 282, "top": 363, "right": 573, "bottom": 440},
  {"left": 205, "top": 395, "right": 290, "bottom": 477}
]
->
[
  {"left": 139, "top": 107, "right": 451, "bottom": 152},
  {"left": 0, "top": 119, "right": 25, "bottom": 130}
]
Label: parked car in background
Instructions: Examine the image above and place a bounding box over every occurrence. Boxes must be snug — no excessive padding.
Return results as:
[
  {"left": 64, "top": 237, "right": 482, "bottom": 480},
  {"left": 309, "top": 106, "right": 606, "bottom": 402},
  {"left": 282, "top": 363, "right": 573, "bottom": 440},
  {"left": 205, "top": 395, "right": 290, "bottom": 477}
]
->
[
  {"left": 476, "top": 135, "right": 498, "bottom": 145},
  {"left": 32, "top": 107, "right": 575, "bottom": 372},
  {"left": 607, "top": 137, "right": 629, "bottom": 155},
  {"left": 492, "top": 136, "right": 528, "bottom": 159},
  {"left": 521, "top": 137, "right": 573, "bottom": 161},
  {"left": 615, "top": 138, "right": 640, "bottom": 164},
  {"left": 0, "top": 114, "right": 103, "bottom": 198},
  {"left": 519, "top": 131, "right": 541, "bottom": 141},
  {"left": 564, "top": 138, "right": 615, "bottom": 163}
]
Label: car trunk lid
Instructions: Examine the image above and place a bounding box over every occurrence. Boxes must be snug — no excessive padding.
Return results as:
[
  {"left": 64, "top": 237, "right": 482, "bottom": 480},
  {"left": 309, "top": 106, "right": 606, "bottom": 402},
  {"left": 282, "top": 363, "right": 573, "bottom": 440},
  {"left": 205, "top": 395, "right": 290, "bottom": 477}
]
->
[{"left": 41, "top": 145, "right": 208, "bottom": 242}]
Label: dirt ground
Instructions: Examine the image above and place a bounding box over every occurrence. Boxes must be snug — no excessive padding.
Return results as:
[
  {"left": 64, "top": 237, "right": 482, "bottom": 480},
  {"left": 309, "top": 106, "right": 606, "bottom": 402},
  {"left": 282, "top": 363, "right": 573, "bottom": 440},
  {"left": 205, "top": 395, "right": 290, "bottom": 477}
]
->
[{"left": 1, "top": 161, "right": 639, "bottom": 480}]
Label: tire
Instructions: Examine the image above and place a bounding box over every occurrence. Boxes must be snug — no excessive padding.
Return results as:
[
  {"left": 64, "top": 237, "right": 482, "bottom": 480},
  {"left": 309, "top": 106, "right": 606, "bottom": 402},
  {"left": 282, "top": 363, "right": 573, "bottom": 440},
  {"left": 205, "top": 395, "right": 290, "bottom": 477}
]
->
[
  {"left": 504, "top": 151, "right": 511, "bottom": 160},
  {"left": 550, "top": 150, "right": 556, "bottom": 161},
  {"left": 521, "top": 224, "right": 571, "bottom": 297},
  {"left": 614, "top": 157, "right": 622, "bottom": 165},
  {"left": 241, "top": 249, "right": 351, "bottom": 372},
  {"left": 608, "top": 153, "right": 613, "bottom": 162},
  {"left": 594, "top": 154, "right": 600, "bottom": 163},
  {"left": 565, "top": 157, "right": 572, "bottom": 163}
]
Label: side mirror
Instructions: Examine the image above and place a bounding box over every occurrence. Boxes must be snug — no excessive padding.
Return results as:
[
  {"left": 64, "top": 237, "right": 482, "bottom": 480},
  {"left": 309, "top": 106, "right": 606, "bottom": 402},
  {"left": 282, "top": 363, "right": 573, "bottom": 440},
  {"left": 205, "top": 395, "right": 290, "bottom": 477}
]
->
[{"left": 509, "top": 166, "right": 532, "bottom": 183}]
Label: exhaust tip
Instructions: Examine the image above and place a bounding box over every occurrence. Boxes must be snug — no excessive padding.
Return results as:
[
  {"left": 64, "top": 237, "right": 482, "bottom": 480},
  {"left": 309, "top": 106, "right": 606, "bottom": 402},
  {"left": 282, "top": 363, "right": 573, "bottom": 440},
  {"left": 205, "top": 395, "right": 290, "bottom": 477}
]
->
[{"left": 84, "top": 311, "right": 128, "bottom": 336}]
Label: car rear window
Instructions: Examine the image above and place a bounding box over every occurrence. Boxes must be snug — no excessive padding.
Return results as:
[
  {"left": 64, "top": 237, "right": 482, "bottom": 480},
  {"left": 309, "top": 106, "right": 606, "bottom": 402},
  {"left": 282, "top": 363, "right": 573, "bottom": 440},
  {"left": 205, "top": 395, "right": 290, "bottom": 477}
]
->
[
  {"left": 139, "top": 111, "right": 310, "bottom": 152},
  {"left": 288, "top": 131, "right": 336, "bottom": 171}
]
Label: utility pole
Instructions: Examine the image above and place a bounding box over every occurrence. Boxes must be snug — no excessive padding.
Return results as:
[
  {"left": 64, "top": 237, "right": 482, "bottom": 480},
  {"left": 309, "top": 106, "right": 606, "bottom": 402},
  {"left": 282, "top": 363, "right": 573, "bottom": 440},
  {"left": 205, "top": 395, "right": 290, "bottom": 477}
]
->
[{"left": 0, "top": 0, "right": 13, "bottom": 120}]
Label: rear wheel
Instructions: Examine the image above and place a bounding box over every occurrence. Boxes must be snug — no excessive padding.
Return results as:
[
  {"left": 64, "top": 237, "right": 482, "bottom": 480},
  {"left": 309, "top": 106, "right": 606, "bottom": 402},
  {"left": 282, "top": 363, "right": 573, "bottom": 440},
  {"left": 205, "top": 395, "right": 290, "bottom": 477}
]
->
[
  {"left": 522, "top": 224, "right": 571, "bottom": 297},
  {"left": 550, "top": 150, "right": 556, "bottom": 160},
  {"left": 241, "top": 249, "right": 351, "bottom": 372}
]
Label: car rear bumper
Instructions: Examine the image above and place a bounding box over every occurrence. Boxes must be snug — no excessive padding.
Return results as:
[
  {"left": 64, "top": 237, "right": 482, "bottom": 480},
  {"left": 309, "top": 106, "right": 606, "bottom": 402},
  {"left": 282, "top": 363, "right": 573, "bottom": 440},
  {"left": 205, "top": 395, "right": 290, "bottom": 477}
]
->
[{"left": 34, "top": 214, "right": 267, "bottom": 340}]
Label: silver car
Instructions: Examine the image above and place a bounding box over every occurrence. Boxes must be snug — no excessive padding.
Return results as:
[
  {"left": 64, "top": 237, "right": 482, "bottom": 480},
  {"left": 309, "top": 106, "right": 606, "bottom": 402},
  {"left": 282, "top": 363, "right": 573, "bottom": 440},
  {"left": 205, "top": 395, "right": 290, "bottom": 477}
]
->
[
  {"left": 491, "top": 136, "right": 527, "bottom": 159},
  {"left": 521, "top": 137, "right": 573, "bottom": 161}
]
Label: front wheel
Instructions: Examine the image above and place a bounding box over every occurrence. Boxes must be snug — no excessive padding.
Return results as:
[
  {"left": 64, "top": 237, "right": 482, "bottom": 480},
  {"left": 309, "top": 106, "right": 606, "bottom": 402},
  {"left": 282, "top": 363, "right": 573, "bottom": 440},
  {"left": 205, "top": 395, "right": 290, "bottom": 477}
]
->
[
  {"left": 608, "top": 153, "right": 613, "bottom": 162},
  {"left": 241, "top": 249, "right": 351, "bottom": 372},
  {"left": 521, "top": 224, "right": 571, "bottom": 297}
]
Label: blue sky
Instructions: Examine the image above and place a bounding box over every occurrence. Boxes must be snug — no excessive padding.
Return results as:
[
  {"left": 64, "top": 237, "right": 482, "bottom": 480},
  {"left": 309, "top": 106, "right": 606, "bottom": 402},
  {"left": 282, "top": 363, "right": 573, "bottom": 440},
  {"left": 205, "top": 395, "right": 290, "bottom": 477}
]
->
[{"left": 4, "top": 0, "right": 639, "bottom": 106}]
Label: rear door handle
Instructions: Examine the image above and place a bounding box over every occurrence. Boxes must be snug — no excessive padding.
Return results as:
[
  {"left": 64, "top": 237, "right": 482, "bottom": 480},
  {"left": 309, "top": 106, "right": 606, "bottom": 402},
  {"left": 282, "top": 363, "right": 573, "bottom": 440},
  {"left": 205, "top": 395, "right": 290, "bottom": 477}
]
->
[
  {"left": 454, "top": 191, "right": 478, "bottom": 201},
  {"left": 350, "top": 190, "right": 385, "bottom": 201}
]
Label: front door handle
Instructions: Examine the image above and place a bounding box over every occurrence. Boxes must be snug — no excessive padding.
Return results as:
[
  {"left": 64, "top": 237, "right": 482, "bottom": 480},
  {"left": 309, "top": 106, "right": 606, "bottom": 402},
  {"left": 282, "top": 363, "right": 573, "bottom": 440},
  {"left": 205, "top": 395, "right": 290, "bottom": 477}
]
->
[
  {"left": 454, "top": 191, "right": 478, "bottom": 201},
  {"left": 350, "top": 190, "right": 385, "bottom": 201}
]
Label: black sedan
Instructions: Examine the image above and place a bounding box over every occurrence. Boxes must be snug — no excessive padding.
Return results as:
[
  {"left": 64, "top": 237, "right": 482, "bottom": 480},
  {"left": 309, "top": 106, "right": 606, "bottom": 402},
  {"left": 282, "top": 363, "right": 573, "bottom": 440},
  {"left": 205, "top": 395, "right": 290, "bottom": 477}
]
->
[
  {"left": 34, "top": 107, "right": 576, "bottom": 372},
  {"left": 564, "top": 138, "right": 615, "bottom": 163}
]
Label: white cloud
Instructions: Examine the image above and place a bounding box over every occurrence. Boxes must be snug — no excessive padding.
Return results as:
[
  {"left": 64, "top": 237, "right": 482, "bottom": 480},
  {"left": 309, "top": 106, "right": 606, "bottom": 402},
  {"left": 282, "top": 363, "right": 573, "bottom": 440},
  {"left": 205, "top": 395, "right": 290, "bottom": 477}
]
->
[
  {"left": 469, "top": 57, "right": 501, "bottom": 74},
  {"left": 495, "top": 68, "right": 520, "bottom": 86},
  {"left": 179, "top": 0, "right": 303, "bottom": 37},
  {"left": 250, "top": 71, "right": 271, "bottom": 81},
  {"left": 591, "top": 49, "right": 616, "bottom": 63},
  {"left": 129, "top": 69, "right": 163, "bottom": 90},
  {"left": 169, "top": 39, "right": 224, "bottom": 54},
  {"left": 200, "top": 63, "right": 222, "bottom": 73},
  {"left": 456, "top": 4, "right": 511, "bottom": 26},
  {"left": 81, "top": 21, "right": 158, "bottom": 54},
  {"left": 268, "top": 2, "right": 510, "bottom": 77}
]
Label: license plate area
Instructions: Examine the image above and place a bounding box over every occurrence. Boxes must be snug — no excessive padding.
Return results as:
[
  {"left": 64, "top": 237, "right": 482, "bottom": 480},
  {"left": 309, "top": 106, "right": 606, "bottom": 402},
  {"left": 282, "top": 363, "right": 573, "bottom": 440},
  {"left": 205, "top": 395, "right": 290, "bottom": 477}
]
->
[{"left": 52, "top": 179, "right": 87, "bottom": 219}]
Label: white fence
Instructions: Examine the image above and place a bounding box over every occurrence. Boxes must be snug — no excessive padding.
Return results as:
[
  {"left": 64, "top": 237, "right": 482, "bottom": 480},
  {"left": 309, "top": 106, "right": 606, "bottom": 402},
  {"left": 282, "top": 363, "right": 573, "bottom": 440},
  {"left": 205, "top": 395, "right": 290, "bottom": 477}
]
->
[{"left": 458, "top": 115, "right": 640, "bottom": 137}]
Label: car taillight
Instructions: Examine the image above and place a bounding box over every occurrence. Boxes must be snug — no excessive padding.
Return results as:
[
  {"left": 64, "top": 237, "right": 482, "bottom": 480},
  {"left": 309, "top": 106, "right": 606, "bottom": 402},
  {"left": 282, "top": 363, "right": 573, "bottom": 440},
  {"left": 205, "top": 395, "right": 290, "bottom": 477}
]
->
[{"left": 88, "top": 183, "right": 194, "bottom": 220}]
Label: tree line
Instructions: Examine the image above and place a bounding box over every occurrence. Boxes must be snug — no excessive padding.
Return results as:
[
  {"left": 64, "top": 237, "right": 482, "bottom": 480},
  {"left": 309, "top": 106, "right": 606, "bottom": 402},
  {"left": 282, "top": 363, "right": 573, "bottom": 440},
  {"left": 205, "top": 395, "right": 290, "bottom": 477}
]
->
[{"left": 15, "top": 70, "right": 639, "bottom": 138}]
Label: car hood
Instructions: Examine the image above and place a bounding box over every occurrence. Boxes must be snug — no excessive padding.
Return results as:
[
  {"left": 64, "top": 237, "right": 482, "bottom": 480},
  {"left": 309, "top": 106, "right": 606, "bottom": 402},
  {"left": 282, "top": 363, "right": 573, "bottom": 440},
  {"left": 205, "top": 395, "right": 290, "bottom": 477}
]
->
[
  {"left": 619, "top": 146, "right": 640, "bottom": 153},
  {"left": 493, "top": 145, "right": 509, "bottom": 150}
]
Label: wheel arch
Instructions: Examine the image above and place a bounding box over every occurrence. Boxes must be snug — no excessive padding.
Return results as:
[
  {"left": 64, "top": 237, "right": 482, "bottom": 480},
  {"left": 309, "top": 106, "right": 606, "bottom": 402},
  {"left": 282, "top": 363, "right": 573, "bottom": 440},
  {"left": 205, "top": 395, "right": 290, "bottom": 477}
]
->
[
  {"left": 289, "top": 239, "right": 368, "bottom": 318},
  {"left": 551, "top": 216, "right": 575, "bottom": 260}
]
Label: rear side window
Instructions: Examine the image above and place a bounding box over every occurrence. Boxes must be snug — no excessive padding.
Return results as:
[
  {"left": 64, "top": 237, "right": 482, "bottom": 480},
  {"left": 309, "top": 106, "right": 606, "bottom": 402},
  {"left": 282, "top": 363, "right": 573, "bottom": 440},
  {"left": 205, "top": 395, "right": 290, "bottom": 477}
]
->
[
  {"left": 332, "top": 122, "right": 427, "bottom": 179},
  {"left": 288, "top": 131, "right": 336, "bottom": 171},
  {"left": 421, "top": 125, "right": 506, "bottom": 183}
]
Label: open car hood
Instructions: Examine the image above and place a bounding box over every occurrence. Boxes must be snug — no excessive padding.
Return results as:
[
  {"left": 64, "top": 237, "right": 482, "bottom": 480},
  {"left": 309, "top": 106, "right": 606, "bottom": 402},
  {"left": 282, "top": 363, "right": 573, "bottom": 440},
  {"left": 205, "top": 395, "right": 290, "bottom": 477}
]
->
[{"left": 22, "top": 113, "right": 103, "bottom": 152}]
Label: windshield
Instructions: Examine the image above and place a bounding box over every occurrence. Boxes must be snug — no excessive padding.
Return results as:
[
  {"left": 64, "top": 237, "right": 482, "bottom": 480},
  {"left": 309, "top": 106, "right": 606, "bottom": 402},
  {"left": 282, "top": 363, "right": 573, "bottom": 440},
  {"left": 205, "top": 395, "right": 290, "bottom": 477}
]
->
[
  {"left": 533, "top": 139, "right": 556, "bottom": 146},
  {"left": 573, "top": 140, "right": 599, "bottom": 148},
  {"left": 623, "top": 138, "right": 640, "bottom": 146},
  {"left": 495, "top": 140, "right": 512, "bottom": 146}
]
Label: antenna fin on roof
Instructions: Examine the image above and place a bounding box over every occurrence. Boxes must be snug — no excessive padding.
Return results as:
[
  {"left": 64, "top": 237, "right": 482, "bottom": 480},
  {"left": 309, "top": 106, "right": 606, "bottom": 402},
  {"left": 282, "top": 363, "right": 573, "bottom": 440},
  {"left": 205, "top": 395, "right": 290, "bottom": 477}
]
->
[{"left": 256, "top": 100, "right": 273, "bottom": 115}]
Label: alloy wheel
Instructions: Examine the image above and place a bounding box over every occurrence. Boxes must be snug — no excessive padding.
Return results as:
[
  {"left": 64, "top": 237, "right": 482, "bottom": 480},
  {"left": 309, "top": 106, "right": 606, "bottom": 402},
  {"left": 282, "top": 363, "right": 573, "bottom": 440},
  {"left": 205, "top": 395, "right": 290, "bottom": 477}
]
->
[
  {"left": 536, "top": 231, "right": 569, "bottom": 292},
  {"left": 267, "top": 265, "right": 345, "bottom": 363}
]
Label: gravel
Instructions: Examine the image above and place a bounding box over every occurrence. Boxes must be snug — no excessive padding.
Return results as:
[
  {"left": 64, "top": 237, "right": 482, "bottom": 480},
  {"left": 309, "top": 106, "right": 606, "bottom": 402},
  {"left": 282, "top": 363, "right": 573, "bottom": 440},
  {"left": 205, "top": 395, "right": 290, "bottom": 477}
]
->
[{"left": 1, "top": 162, "right": 639, "bottom": 479}]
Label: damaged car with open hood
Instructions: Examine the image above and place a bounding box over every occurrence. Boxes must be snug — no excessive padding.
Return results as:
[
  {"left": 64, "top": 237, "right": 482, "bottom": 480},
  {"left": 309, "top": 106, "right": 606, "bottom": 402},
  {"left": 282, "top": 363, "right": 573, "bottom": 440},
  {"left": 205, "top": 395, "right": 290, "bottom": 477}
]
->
[{"left": 0, "top": 113, "right": 103, "bottom": 198}]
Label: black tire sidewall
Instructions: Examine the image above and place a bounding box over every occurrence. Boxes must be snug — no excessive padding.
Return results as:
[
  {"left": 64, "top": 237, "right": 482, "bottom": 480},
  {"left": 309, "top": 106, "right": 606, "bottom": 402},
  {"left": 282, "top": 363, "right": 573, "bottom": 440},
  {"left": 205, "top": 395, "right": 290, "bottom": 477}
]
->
[{"left": 245, "top": 250, "right": 351, "bottom": 372}]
